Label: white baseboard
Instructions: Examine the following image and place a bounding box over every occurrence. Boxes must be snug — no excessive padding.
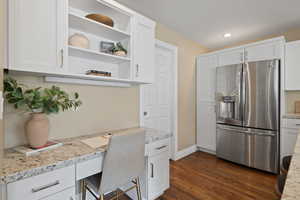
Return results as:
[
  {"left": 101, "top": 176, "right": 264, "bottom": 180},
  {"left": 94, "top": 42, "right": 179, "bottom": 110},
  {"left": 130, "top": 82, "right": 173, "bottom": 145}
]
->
[
  {"left": 197, "top": 146, "right": 216, "bottom": 155},
  {"left": 174, "top": 145, "right": 197, "bottom": 161}
]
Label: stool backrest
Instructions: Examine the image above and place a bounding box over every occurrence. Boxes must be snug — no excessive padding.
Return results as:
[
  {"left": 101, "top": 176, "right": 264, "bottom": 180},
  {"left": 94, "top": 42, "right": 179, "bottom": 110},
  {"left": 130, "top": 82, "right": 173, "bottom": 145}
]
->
[{"left": 99, "top": 128, "right": 146, "bottom": 194}]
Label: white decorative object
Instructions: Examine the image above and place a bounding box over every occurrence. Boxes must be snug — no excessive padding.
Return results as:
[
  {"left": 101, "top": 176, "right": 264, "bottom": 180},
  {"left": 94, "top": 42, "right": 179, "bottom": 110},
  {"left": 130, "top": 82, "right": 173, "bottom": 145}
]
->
[{"left": 68, "top": 33, "right": 90, "bottom": 49}]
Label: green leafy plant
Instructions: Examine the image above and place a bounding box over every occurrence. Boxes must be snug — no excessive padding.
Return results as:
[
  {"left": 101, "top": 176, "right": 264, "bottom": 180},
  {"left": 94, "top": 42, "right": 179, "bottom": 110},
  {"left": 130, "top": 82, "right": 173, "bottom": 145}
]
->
[
  {"left": 112, "top": 42, "right": 127, "bottom": 54},
  {"left": 4, "top": 77, "right": 82, "bottom": 114}
]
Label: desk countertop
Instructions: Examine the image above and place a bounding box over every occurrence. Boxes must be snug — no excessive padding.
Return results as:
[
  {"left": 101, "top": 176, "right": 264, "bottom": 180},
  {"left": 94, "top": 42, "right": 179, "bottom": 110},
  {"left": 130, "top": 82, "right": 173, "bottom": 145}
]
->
[
  {"left": 282, "top": 129, "right": 300, "bottom": 199},
  {"left": 0, "top": 127, "right": 171, "bottom": 184}
]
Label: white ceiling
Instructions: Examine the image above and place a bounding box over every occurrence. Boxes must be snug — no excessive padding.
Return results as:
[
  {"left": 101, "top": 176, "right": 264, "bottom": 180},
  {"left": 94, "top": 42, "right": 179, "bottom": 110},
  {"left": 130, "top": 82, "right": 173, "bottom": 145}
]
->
[{"left": 114, "top": 0, "right": 300, "bottom": 49}]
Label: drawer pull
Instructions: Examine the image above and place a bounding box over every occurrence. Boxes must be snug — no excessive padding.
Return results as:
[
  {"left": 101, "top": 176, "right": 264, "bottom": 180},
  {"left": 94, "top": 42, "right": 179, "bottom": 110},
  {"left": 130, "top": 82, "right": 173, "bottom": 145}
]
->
[
  {"left": 151, "top": 163, "right": 154, "bottom": 178},
  {"left": 156, "top": 145, "right": 167, "bottom": 150},
  {"left": 295, "top": 124, "right": 300, "bottom": 126},
  {"left": 32, "top": 180, "right": 60, "bottom": 193}
]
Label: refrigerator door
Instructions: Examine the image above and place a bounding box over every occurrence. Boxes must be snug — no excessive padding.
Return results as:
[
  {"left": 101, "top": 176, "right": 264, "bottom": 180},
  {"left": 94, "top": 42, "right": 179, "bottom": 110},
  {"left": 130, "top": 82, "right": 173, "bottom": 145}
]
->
[
  {"left": 216, "top": 125, "right": 278, "bottom": 173},
  {"left": 216, "top": 64, "right": 243, "bottom": 126},
  {"left": 243, "top": 60, "right": 279, "bottom": 130}
]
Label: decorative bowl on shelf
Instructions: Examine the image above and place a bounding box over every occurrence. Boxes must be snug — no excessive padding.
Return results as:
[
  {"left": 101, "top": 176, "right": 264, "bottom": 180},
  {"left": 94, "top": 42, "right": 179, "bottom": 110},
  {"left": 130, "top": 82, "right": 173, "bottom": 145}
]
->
[
  {"left": 69, "top": 33, "right": 90, "bottom": 49},
  {"left": 113, "top": 50, "right": 127, "bottom": 57},
  {"left": 86, "top": 14, "right": 114, "bottom": 27}
]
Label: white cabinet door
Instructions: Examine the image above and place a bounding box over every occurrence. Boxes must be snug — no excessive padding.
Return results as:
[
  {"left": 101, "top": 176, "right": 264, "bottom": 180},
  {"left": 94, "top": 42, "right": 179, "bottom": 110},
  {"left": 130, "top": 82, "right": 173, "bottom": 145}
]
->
[
  {"left": 40, "top": 187, "right": 75, "bottom": 200},
  {"left": 197, "top": 102, "right": 216, "bottom": 152},
  {"left": 281, "top": 128, "right": 299, "bottom": 161},
  {"left": 133, "top": 14, "right": 155, "bottom": 83},
  {"left": 147, "top": 151, "right": 169, "bottom": 200},
  {"left": 285, "top": 41, "right": 300, "bottom": 90},
  {"left": 197, "top": 55, "right": 217, "bottom": 102},
  {"left": 8, "top": 0, "right": 67, "bottom": 73},
  {"left": 218, "top": 48, "right": 244, "bottom": 66},
  {"left": 245, "top": 42, "right": 282, "bottom": 62}
]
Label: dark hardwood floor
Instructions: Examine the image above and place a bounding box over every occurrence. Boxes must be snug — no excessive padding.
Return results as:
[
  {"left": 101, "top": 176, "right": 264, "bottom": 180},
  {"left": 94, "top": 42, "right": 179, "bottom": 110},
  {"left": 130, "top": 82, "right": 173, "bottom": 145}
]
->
[
  {"left": 160, "top": 151, "right": 278, "bottom": 200},
  {"left": 118, "top": 151, "right": 278, "bottom": 200}
]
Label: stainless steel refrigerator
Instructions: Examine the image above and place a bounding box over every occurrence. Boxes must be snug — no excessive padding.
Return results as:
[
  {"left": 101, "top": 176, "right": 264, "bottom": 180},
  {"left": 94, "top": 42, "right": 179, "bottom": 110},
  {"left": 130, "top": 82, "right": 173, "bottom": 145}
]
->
[{"left": 216, "top": 59, "right": 280, "bottom": 173}]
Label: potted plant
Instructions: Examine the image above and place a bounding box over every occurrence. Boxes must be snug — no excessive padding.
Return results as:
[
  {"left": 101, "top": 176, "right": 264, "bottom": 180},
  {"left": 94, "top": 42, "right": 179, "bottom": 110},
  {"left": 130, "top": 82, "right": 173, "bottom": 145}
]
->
[
  {"left": 4, "top": 77, "right": 82, "bottom": 148},
  {"left": 112, "top": 42, "right": 127, "bottom": 57}
]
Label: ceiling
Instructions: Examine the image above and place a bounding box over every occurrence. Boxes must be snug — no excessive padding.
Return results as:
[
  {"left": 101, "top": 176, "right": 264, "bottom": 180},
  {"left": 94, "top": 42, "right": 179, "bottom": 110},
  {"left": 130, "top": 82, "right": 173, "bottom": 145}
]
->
[{"left": 114, "top": 0, "right": 300, "bottom": 49}]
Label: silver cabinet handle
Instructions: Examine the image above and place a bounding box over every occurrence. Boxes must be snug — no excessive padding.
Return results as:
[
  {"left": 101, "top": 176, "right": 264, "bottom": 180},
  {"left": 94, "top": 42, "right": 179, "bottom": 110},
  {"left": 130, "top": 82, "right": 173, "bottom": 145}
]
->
[
  {"left": 32, "top": 180, "right": 60, "bottom": 193},
  {"left": 150, "top": 163, "right": 154, "bottom": 178},
  {"left": 60, "top": 49, "right": 64, "bottom": 68},
  {"left": 156, "top": 145, "right": 167, "bottom": 150},
  {"left": 244, "top": 51, "right": 248, "bottom": 61},
  {"left": 295, "top": 124, "right": 300, "bottom": 126},
  {"left": 240, "top": 52, "right": 244, "bottom": 62},
  {"left": 136, "top": 64, "right": 139, "bottom": 77}
]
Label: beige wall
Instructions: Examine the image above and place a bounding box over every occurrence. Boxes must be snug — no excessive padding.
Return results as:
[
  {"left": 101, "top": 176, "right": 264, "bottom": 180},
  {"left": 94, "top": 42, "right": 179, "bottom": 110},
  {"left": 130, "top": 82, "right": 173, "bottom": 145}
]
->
[
  {"left": 4, "top": 75, "right": 140, "bottom": 148},
  {"left": 155, "top": 23, "right": 208, "bottom": 150}
]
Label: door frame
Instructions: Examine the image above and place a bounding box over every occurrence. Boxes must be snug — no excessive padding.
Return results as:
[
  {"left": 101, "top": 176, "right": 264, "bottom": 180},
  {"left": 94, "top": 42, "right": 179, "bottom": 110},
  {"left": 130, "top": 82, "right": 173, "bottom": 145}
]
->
[{"left": 139, "top": 39, "right": 178, "bottom": 160}]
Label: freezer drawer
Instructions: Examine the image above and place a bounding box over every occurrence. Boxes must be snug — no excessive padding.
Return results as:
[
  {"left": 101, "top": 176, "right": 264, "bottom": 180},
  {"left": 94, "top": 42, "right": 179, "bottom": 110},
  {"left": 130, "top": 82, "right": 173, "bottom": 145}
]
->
[{"left": 216, "top": 125, "right": 279, "bottom": 173}]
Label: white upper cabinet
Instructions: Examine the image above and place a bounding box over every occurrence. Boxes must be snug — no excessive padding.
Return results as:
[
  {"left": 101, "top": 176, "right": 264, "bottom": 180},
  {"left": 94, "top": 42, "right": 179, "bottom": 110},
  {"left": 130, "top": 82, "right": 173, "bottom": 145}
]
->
[
  {"left": 245, "top": 42, "right": 282, "bottom": 62},
  {"left": 218, "top": 48, "right": 244, "bottom": 66},
  {"left": 133, "top": 15, "right": 156, "bottom": 83},
  {"left": 285, "top": 40, "right": 300, "bottom": 90},
  {"left": 197, "top": 55, "right": 217, "bottom": 102},
  {"left": 8, "top": 0, "right": 68, "bottom": 73}
]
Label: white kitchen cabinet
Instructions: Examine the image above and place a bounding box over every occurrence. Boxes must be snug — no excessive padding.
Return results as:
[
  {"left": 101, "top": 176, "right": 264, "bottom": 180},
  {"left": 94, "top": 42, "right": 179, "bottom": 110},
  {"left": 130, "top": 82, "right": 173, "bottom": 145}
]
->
[
  {"left": 218, "top": 48, "right": 244, "bottom": 66},
  {"left": 281, "top": 128, "right": 299, "bottom": 161},
  {"left": 285, "top": 40, "right": 300, "bottom": 90},
  {"left": 133, "top": 14, "right": 156, "bottom": 83},
  {"left": 40, "top": 187, "right": 75, "bottom": 200},
  {"left": 245, "top": 42, "right": 282, "bottom": 62},
  {"left": 197, "top": 55, "right": 217, "bottom": 102},
  {"left": 8, "top": 0, "right": 68, "bottom": 73},
  {"left": 197, "top": 102, "right": 216, "bottom": 153},
  {"left": 147, "top": 151, "right": 169, "bottom": 200}
]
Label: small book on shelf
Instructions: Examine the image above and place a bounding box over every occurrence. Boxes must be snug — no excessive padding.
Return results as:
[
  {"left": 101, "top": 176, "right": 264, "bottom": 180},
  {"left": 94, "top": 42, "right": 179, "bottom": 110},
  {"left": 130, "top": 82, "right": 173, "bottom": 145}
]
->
[{"left": 14, "top": 141, "right": 63, "bottom": 156}]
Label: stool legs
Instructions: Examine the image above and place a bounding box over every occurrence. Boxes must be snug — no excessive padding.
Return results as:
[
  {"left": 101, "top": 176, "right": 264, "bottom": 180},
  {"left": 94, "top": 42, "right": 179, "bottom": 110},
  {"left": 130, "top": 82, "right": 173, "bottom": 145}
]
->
[{"left": 136, "top": 177, "right": 142, "bottom": 200}]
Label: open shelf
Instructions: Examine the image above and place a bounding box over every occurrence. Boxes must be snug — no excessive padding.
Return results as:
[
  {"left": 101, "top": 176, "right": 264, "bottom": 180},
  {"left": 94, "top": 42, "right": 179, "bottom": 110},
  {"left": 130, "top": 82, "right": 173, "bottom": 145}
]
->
[
  {"left": 68, "top": 46, "right": 130, "bottom": 64},
  {"left": 69, "top": 12, "right": 130, "bottom": 41}
]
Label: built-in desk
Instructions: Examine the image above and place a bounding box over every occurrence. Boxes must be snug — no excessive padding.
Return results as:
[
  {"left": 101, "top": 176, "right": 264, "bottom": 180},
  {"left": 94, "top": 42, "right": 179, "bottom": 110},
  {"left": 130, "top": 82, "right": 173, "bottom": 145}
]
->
[{"left": 0, "top": 127, "right": 171, "bottom": 200}]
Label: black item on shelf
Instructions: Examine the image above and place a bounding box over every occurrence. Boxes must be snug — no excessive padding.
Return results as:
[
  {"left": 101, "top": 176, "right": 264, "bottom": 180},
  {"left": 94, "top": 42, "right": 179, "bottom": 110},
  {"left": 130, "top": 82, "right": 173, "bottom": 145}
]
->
[{"left": 86, "top": 70, "right": 112, "bottom": 77}]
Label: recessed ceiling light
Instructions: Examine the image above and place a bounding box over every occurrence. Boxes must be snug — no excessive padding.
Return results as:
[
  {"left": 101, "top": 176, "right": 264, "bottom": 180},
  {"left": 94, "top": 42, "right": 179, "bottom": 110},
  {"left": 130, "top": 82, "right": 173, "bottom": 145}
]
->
[{"left": 224, "top": 33, "right": 232, "bottom": 38}]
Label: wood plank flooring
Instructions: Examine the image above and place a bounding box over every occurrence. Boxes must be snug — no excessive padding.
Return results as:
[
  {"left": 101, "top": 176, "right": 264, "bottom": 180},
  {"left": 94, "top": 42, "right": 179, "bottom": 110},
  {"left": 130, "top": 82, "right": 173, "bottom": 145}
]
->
[{"left": 160, "top": 151, "right": 278, "bottom": 200}]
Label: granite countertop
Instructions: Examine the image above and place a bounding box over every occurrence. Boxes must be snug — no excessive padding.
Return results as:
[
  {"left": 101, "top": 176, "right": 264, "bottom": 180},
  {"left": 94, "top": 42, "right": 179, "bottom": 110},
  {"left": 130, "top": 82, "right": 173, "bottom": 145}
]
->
[
  {"left": 0, "top": 127, "right": 172, "bottom": 184},
  {"left": 282, "top": 130, "right": 300, "bottom": 199},
  {"left": 283, "top": 113, "right": 300, "bottom": 119}
]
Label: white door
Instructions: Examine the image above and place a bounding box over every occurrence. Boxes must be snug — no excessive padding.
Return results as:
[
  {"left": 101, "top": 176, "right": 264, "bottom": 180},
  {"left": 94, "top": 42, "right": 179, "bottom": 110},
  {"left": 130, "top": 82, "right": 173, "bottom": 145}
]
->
[
  {"left": 245, "top": 42, "right": 282, "bottom": 62},
  {"left": 218, "top": 48, "right": 244, "bottom": 66},
  {"left": 148, "top": 152, "right": 170, "bottom": 200},
  {"left": 285, "top": 40, "right": 300, "bottom": 90},
  {"left": 133, "top": 15, "right": 155, "bottom": 83},
  {"left": 140, "top": 42, "right": 175, "bottom": 134},
  {"left": 8, "top": 0, "right": 68, "bottom": 73}
]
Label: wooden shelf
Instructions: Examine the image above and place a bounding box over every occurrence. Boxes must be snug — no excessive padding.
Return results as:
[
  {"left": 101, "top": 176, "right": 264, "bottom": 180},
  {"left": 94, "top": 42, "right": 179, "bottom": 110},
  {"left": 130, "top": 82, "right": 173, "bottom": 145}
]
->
[
  {"left": 68, "top": 46, "right": 130, "bottom": 64},
  {"left": 69, "top": 12, "right": 130, "bottom": 41}
]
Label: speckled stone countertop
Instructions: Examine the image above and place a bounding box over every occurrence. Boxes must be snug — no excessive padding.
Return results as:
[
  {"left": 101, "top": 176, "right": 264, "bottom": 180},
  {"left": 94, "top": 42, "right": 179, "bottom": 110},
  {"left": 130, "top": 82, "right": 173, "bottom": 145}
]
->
[
  {"left": 282, "top": 130, "right": 300, "bottom": 200},
  {"left": 283, "top": 114, "right": 300, "bottom": 119},
  {"left": 0, "top": 127, "right": 171, "bottom": 184}
]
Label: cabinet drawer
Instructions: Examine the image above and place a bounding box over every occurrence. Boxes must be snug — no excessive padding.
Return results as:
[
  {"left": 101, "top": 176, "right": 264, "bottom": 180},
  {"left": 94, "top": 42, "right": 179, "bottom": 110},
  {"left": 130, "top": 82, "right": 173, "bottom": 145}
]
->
[
  {"left": 40, "top": 187, "right": 75, "bottom": 200},
  {"left": 147, "top": 138, "right": 170, "bottom": 157},
  {"left": 76, "top": 156, "right": 103, "bottom": 181},
  {"left": 283, "top": 119, "right": 300, "bottom": 129},
  {"left": 7, "top": 165, "right": 75, "bottom": 200}
]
